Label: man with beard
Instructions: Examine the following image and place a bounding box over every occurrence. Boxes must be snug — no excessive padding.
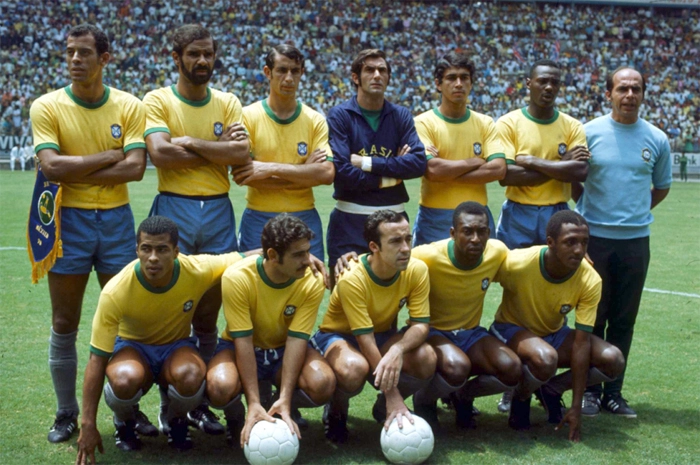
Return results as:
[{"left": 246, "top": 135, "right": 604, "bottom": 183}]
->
[
  {"left": 494, "top": 59, "right": 590, "bottom": 412},
  {"left": 143, "top": 24, "right": 250, "bottom": 436}
]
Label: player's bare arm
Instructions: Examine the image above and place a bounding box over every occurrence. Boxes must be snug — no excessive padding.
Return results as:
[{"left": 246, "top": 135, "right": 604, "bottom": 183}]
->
[
  {"left": 556, "top": 329, "right": 591, "bottom": 442},
  {"left": 514, "top": 153, "right": 589, "bottom": 182},
  {"left": 231, "top": 148, "right": 332, "bottom": 189},
  {"left": 75, "top": 354, "right": 109, "bottom": 465},
  {"left": 37, "top": 147, "right": 125, "bottom": 182},
  {"left": 499, "top": 162, "right": 551, "bottom": 186},
  {"left": 268, "top": 337, "right": 307, "bottom": 439},
  {"left": 651, "top": 187, "right": 670, "bottom": 209},
  {"left": 375, "top": 323, "right": 429, "bottom": 392},
  {"left": 424, "top": 155, "right": 485, "bottom": 182},
  {"left": 235, "top": 335, "right": 275, "bottom": 448},
  {"left": 356, "top": 333, "right": 414, "bottom": 430},
  {"left": 172, "top": 122, "right": 251, "bottom": 166},
  {"left": 146, "top": 131, "right": 209, "bottom": 169},
  {"left": 70, "top": 148, "right": 146, "bottom": 185}
]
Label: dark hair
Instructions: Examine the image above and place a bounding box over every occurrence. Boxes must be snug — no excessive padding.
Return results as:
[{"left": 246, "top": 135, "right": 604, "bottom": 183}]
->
[
  {"left": 261, "top": 214, "right": 313, "bottom": 260},
  {"left": 529, "top": 59, "right": 561, "bottom": 78},
  {"left": 546, "top": 210, "right": 589, "bottom": 240},
  {"left": 435, "top": 51, "right": 476, "bottom": 84},
  {"left": 171, "top": 24, "right": 217, "bottom": 56},
  {"left": 452, "top": 201, "right": 488, "bottom": 228},
  {"left": 364, "top": 210, "right": 405, "bottom": 247},
  {"left": 606, "top": 66, "right": 646, "bottom": 94},
  {"left": 350, "top": 49, "right": 391, "bottom": 89},
  {"left": 67, "top": 24, "right": 109, "bottom": 55},
  {"left": 265, "top": 43, "right": 305, "bottom": 70},
  {"left": 137, "top": 216, "right": 179, "bottom": 246}
]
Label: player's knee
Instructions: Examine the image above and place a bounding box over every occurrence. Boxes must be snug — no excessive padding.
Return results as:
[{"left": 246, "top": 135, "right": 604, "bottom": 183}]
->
[
  {"left": 206, "top": 371, "right": 240, "bottom": 407},
  {"left": 51, "top": 311, "right": 81, "bottom": 334},
  {"left": 496, "top": 354, "right": 523, "bottom": 386},
  {"left": 437, "top": 353, "right": 470, "bottom": 385},
  {"left": 409, "top": 344, "right": 438, "bottom": 380},
  {"left": 528, "top": 346, "right": 558, "bottom": 378},
  {"left": 107, "top": 368, "right": 144, "bottom": 399},
  {"left": 602, "top": 345, "right": 626, "bottom": 378},
  {"left": 169, "top": 362, "right": 206, "bottom": 396},
  {"left": 335, "top": 356, "right": 370, "bottom": 392}
]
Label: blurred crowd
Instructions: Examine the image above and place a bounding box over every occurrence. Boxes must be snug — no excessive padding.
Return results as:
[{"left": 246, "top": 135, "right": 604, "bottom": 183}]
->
[{"left": 1, "top": 0, "right": 698, "bottom": 151}]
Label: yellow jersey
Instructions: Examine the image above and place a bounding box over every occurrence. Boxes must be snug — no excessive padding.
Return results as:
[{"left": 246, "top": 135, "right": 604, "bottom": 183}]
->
[
  {"left": 30, "top": 85, "right": 146, "bottom": 209},
  {"left": 242, "top": 100, "right": 332, "bottom": 212}
]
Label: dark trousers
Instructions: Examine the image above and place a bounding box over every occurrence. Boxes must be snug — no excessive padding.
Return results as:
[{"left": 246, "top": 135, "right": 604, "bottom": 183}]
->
[{"left": 587, "top": 235, "right": 650, "bottom": 397}]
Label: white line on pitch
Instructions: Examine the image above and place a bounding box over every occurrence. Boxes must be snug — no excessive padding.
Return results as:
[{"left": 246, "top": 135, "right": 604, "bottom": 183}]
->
[
  {"left": 0, "top": 247, "right": 25, "bottom": 250},
  {"left": 644, "top": 288, "right": 700, "bottom": 299}
]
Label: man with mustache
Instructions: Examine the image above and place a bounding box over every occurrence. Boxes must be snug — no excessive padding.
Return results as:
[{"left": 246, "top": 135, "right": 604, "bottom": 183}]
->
[
  {"left": 143, "top": 24, "right": 251, "bottom": 437},
  {"left": 311, "top": 210, "right": 436, "bottom": 444},
  {"left": 208, "top": 214, "right": 335, "bottom": 446},
  {"left": 233, "top": 44, "right": 334, "bottom": 264},
  {"left": 490, "top": 210, "right": 624, "bottom": 442},
  {"left": 30, "top": 23, "right": 147, "bottom": 444},
  {"left": 574, "top": 67, "right": 672, "bottom": 418},
  {"left": 494, "top": 59, "right": 590, "bottom": 413}
]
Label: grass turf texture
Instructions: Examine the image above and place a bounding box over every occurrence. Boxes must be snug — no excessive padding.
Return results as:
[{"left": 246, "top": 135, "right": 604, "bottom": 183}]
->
[{"left": 0, "top": 170, "right": 698, "bottom": 464}]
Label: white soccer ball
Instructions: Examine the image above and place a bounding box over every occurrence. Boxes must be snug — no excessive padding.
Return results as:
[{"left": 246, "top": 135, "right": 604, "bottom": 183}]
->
[
  {"left": 380, "top": 415, "right": 434, "bottom": 465},
  {"left": 244, "top": 419, "right": 300, "bottom": 465}
]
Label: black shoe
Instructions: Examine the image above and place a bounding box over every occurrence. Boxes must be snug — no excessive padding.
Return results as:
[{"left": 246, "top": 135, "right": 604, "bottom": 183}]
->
[
  {"left": 602, "top": 393, "right": 637, "bottom": 418},
  {"left": 133, "top": 404, "right": 158, "bottom": 437},
  {"left": 413, "top": 398, "right": 440, "bottom": 430},
  {"left": 508, "top": 395, "right": 532, "bottom": 431},
  {"left": 372, "top": 393, "right": 387, "bottom": 424},
  {"left": 581, "top": 392, "right": 602, "bottom": 417},
  {"left": 452, "top": 394, "right": 476, "bottom": 430},
  {"left": 225, "top": 402, "right": 245, "bottom": 446},
  {"left": 323, "top": 403, "right": 349, "bottom": 444},
  {"left": 168, "top": 416, "right": 193, "bottom": 451},
  {"left": 47, "top": 411, "right": 78, "bottom": 443},
  {"left": 535, "top": 385, "right": 566, "bottom": 424},
  {"left": 187, "top": 404, "right": 225, "bottom": 435},
  {"left": 114, "top": 418, "right": 143, "bottom": 452},
  {"left": 291, "top": 408, "right": 309, "bottom": 430}
]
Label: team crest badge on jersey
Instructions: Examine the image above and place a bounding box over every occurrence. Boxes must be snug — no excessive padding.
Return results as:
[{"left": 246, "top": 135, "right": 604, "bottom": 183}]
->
[
  {"left": 641, "top": 148, "right": 652, "bottom": 163},
  {"left": 481, "top": 278, "right": 490, "bottom": 291},
  {"left": 473, "top": 142, "right": 482, "bottom": 156},
  {"left": 284, "top": 305, "right": 297, "bottom": 316},
  {"left": 558, "top": 143, "right": 567, "bottom": 156},
  {"left": 297, "top": 142, "right": 308, "bottom": 157},
  {"left": 398, "top": 297, "right": 408, "bottom": 310},
  {"left": 110, "top": 124, "right": 122, "bottom": 139},
  {"left": 214, "top": 122, "right": 224, "bottom": 137},
  {"left": 183, "top": 300, "right": 194, "bottom": 312},
  {"left": 559, "top": 304, "right": 572, "bottom": 315}
]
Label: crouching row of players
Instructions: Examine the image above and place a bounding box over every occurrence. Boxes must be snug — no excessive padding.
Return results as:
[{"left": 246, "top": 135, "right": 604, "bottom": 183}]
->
[{"left": 76, "top": 203, "right": 624, "bottom": 464}]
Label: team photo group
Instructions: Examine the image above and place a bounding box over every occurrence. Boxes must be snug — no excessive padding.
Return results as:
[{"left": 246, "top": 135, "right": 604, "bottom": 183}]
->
[{"left": 29, "top": 19, "right": 671, "bottom": 465}]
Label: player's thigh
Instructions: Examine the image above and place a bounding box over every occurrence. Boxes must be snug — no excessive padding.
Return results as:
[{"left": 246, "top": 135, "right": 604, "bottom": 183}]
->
[
  {"left": 94, "top": 205, "right": 137, "bottom": 275},
  {"left": 106, "top": 346, "right": 153, "bottom": 394},
  {"left": 507, "top": 328, "right": 558, "bottom": 368},
  {"left": 206, "top": 347, "right": 240, "bottom": 405},
  {"left": 381, "top": 332, "right": 436, "bottom": 377},
  {"left": 324, "top": 338, "right": 370, "bottom": 384},
  {"left": 297, "top": 345, "right": 336, "bottom": 397},
  {"left": 467, "top": 334, "right": 521, "bottom": 380},
  {"left": 589, "top": 334, "right": 625, "bottom": 375},
  {"left": 161, "top": 345, "right": 206, "bottom": 393},
  {"left": 427, "top": 333, "right": 471, "bottom": 380}
]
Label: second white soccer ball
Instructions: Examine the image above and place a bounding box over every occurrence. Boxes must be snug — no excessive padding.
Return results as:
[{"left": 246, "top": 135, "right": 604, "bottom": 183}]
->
[
  {"left": 244, "top": 419, "right": 300, "bottom": 465},
  {"left": 380, "top": 415, "right": 434, "bottom": 465}
]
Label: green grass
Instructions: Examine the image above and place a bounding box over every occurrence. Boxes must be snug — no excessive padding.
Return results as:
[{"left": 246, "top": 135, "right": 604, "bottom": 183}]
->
[{"left": 1, "top": 170, "right": 698, "bottom": 464}]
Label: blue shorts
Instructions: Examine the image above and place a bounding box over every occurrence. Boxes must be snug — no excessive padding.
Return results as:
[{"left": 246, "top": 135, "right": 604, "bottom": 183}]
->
[
  {"left": 495, "top": 200, "right": 569, "bottom": 249},
  {"left": 149, "top": 193, "right": 237, "bottom": 255},
  {"left": 309, "top": 329, "right": 397, "bottom": 357},
  {"left": 489, "top": 322, "right": 571, "bottom": 350},
  {"left": 52, "top": 205, "right": 136, "bottom": 275},
  {"left": 238, "top": 208, "right": 325, "bottom": 261},
  {"left": 427, "top": 326, "right": 491, "bottom": 353},
  {"left": 412, "top": 205, "right": 496, "bottom": 247},
  {"left": 214, "top": 339, "right": 285, "bottom": 381},
  {"left": 113, "top": 336, "right": 198, "bottom": 383},
  {"left": 326, "top": 209, "right": 409, "bottom": 267}
]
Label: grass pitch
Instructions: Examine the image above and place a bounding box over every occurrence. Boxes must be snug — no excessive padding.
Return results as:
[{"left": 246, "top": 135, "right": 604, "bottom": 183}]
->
[{"left": 0, "top": 170, "right": 698, "bottom": 464}]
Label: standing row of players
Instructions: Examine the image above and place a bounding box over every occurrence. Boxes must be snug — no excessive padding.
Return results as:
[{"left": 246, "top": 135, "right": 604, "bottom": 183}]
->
[{"left": 31, "top": 22, "right": 671, "bottom": 457}]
